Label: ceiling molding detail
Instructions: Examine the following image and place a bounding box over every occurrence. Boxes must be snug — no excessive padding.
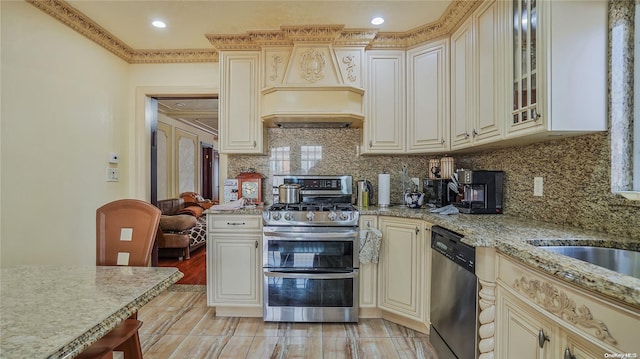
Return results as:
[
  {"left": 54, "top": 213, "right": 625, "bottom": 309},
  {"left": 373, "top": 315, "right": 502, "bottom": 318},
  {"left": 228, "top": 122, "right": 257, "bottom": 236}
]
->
[
  {"left": 29, "top": 0, "right": 479, "bottom": 63},
  {"left": 27, "top": 0, "right": 218, "bottom": 63}
]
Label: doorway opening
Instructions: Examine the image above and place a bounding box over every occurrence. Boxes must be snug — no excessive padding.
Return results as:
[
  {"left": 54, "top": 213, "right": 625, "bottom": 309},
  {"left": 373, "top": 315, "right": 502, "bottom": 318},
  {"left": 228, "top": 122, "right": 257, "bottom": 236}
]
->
[{"left": 153, "top": 96, "right": 218, "bottom": 286}]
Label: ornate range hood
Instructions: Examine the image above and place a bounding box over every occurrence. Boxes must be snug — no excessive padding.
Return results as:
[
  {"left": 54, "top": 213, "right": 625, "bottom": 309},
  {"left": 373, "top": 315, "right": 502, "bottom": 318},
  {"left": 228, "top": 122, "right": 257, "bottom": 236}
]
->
[{"left": 208, "top": 25, "right": 378, "bottom": 128}]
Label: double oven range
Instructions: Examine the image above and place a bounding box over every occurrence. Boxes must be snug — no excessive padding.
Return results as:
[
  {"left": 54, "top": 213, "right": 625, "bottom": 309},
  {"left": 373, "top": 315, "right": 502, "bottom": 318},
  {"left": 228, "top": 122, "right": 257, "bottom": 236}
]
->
[{"left": 262, "top": 175, "right": 360, "bottom": 322}]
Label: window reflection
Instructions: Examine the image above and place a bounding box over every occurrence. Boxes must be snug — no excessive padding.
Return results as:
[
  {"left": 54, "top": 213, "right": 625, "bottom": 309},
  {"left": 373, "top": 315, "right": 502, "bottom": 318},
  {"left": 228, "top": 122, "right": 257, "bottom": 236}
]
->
[
  {"left": 301, "top": 145, "right": 322, "bottom": 174},
  {"left": 270, "top": 146, "right": 290, "bottom": 173}
]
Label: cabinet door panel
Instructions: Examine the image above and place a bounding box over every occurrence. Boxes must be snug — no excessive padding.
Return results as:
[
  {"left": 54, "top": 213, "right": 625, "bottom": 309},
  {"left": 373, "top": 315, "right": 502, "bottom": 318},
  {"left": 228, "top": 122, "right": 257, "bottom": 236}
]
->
[
  {"left": 364, "top": 51, "right": 405, "bottom": 153},
  {"left": 406, "top": 40, "right": 450, "bottom": 153},
  {"left": 211, "top": 236, "right": 261, "bottom": 304},
  {"left": 450, "top": 18, "right": 474, "bottom": 150}
]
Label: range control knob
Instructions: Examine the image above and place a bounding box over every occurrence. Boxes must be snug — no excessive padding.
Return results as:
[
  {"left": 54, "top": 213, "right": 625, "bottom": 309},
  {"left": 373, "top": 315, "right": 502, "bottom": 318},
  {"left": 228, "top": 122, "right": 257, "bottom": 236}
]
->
[
  {"left": 306, "top": 211, "right": 315, "bottom": 221},
  {"left": 339, "top": 212, "right": 349, "bottom": 221},
  {"left": 283, "top": 212, "right": 293, "bottom": 221},
  {"left": 271, "top": 212, "right": 281, "bottom": 221},
  {"left": 327, "top": 211, "right": 337, "bottom": 221}
]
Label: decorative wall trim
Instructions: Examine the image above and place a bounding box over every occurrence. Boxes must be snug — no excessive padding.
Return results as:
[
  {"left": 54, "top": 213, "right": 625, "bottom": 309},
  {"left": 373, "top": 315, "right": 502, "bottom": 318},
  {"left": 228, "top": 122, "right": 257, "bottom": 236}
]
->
[
  {"left": 513, "top": 276, "right": 618, "bottom": 345},
  {"left": 478, "top": 280, "right": 496, "bottom": 359},
  {"left": 26, "top": 0, "right": 218, "bottom": 63},
  {"left": 29, "top": 0, "right": 478, "bottom": 63}
]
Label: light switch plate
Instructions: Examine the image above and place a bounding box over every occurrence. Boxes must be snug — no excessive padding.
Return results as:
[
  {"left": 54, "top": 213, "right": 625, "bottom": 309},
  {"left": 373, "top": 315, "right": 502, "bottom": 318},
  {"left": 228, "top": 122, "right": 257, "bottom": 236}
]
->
[
  {"left": 533, "top": 177, "right": 544, "bottom": 196},
  {"left": 107, "top": 168, "right": 119, "bottom": 182}
]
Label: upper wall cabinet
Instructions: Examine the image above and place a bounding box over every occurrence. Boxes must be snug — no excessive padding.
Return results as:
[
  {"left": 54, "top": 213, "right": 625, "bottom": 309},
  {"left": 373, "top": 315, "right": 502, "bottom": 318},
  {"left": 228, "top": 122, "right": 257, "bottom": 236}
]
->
[
  {"left": 219, "top": 51, "right": 265, "bottom": 154},
  {"left": 451, "top": 0, "right": 505, "bottom": 151},
  {"left": 406, "top": 39, "right": 451, "bottom": 153},
  {"left": 507, "top": 0, "right": 607, "bottom": 138},
  {"left": 363, "top": 50, "right": 406, "bottom": 154}
]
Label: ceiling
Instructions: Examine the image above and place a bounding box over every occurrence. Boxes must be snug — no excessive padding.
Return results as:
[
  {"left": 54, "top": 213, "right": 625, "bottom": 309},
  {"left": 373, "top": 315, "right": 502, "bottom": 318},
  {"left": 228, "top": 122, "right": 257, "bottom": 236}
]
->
[
  {"left": 61, "top": 1, "right": 454, "bottom": 137},
  {"left": 66, "top": 1, "right": 453, "bottom": 50}
]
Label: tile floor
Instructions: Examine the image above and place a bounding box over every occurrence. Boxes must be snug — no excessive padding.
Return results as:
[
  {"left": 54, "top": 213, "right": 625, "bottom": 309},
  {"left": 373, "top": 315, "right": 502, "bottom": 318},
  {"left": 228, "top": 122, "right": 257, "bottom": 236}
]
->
[{"left": 137, "top": 287, "right": 438, "bottom": 359}]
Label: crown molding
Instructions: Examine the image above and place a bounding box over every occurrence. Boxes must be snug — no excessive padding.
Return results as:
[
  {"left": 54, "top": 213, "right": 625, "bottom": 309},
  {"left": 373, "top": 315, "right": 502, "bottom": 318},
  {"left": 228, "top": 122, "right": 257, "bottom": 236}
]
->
[{"left": 29, "top": 0, "right": 479, "bottom": 63}]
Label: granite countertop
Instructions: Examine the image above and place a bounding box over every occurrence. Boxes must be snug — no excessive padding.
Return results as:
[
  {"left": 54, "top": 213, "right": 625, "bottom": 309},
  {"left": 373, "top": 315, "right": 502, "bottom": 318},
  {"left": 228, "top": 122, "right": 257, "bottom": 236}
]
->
[
  {"left": 205, "top": 205, "right": 640, "bottom": 309},
  {"left": 0, "top": 265, "right": 183, "bottom": 359},
  {"left": 360, "top": 206, "right": 640, "bottom": 310}
]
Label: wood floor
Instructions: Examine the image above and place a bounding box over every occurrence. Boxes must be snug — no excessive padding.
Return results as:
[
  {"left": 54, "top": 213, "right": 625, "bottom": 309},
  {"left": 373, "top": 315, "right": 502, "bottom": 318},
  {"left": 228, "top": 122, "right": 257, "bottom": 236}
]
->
[
  {"left": 158, "top": 246, "right": 207, "bottom": 285},
  {"left": 138, "top": 289, "right": 439, "bottom": 359}
]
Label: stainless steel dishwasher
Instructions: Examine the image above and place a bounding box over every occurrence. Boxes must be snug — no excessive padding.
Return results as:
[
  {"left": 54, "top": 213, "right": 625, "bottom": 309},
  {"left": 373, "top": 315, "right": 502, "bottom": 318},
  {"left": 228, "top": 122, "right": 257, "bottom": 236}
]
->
[{"left": 429, "top": 226, "right": 478, "bottom": 359}]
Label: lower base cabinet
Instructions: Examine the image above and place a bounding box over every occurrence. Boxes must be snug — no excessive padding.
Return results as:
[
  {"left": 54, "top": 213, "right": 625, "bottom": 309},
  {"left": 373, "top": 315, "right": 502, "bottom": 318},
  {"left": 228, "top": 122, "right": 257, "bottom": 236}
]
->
[
  {"left": 207, "top": 214, "right": 262, "bottom": 313},
  {"left": 358, "top": 215, "right": 379, "bottom": 317},
  {"left": 377, "top": 217, "right": 430, "bottom": 330},
  {"left": 495, "top": 255, "right": 635, "bottom": 359}
]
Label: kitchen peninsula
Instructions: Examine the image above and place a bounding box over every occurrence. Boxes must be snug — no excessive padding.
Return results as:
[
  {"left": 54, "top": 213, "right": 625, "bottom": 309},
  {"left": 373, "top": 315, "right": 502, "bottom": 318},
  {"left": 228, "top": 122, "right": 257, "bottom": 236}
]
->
[{"left": 0, "top": 266, "right": 182, "bottom": 359}]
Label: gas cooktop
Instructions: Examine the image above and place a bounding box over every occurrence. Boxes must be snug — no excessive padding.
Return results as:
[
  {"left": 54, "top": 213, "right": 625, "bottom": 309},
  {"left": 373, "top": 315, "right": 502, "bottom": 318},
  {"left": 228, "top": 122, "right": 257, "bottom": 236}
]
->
[{"left": 268, "top": 202, "right": 357, "bottom": 212}]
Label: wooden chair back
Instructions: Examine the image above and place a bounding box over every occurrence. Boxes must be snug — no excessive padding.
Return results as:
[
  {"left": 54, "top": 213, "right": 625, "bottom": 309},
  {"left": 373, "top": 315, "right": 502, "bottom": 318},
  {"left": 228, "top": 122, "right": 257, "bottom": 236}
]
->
[{"left": 96, "top": 199, "right": 161, "bottom": 266}]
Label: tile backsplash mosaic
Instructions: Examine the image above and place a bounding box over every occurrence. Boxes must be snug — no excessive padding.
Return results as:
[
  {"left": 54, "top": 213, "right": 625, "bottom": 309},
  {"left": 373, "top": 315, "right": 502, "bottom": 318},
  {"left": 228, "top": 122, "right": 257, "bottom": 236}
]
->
[{"left": 227, "top": 129, "right": 639, "bottom": 239}]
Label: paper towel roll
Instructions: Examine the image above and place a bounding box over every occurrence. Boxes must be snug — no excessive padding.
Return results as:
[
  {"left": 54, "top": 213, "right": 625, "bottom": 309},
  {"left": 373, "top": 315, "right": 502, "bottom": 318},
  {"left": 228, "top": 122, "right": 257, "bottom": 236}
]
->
[{"left": 378, "top": 173, "right": 390, "bottom": 207}]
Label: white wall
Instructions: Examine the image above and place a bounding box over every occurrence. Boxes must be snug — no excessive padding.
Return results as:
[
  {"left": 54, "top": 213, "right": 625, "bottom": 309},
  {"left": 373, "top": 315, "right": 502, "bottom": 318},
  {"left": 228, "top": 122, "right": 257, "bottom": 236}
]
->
[
  {"left": 0, "top": 2, "right": 220, "bottom": 266},
  {"left": 1, "top": 1, "right": 130, "bottom": 266}
]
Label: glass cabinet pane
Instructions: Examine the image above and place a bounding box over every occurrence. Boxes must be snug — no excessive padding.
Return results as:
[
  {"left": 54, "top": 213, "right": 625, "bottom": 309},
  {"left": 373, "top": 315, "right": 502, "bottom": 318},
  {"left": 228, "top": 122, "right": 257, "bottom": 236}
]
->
[{"left": 512, "top": 0, "right": 538, "bottom": 123}]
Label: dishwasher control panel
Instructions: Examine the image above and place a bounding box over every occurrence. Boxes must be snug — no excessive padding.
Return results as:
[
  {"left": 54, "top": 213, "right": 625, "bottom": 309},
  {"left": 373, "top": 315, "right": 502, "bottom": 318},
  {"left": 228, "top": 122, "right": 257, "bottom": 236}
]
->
[{"left": 431, "top": 226, "right": 475, "bottom": 273}]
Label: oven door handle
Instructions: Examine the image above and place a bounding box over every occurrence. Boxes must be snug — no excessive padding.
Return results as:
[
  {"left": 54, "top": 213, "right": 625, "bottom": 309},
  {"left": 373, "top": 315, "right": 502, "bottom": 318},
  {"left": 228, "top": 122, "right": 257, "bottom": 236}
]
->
[
  {"left": 263, "top": 231, "right": 357, "bottom": 240},
  {"left": 264, "top": 270, "right": 357, "bottom": 280}
]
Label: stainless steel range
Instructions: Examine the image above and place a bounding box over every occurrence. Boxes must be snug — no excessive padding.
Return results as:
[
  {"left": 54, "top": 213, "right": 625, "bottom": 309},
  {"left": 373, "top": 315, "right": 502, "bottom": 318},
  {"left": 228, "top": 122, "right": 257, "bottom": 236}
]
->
[{"left": 262, "top": 175, "right": 360, "bottom": 322}]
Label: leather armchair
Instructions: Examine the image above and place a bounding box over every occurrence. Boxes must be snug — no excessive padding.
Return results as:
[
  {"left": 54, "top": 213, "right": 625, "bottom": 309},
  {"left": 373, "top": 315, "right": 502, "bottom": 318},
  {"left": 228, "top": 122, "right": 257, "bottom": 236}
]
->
[{"left": 156, "top": 198, "right": 206, "bottom": 260}]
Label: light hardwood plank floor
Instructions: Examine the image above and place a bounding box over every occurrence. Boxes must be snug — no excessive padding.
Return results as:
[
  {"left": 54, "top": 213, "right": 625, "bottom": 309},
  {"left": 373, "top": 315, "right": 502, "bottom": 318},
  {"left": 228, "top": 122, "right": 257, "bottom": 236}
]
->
[{"left": 137, "top": 288, "right": 439, "bottom": 359}]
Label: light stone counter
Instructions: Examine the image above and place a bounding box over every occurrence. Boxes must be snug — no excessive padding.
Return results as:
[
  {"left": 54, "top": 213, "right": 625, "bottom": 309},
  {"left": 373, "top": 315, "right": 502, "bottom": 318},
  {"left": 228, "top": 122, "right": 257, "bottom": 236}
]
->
[
  {"left": 360, "top": 206, "right": 640, "bottom": 310},
  {"left": 0, "top": 265, "right": 183, "bottom": 359}
]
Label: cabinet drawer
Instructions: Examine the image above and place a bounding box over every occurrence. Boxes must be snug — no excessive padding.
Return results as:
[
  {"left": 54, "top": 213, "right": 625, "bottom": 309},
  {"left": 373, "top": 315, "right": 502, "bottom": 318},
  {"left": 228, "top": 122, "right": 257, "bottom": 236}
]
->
[
  {"left": 208, "top": 215, "right": 262, "bottom": 231},
  {"left": 497, "top": 255, "right": 639, "bottom": 353}
]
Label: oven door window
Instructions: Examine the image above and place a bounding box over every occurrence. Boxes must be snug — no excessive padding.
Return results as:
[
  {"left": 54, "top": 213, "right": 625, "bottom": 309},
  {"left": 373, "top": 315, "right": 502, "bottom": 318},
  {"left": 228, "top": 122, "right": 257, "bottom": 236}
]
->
[
  {"left": 265, "top": 240, "right": 354, "bottom": 269},
  {"left": 266, "top": 273, "right": 354, "bottom": 307}
]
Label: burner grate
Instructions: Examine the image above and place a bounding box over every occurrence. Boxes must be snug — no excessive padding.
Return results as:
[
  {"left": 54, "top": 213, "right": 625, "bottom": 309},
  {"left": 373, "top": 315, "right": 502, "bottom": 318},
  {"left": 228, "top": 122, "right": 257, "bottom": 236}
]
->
[{"left": 269, "top": 203, "right": 356, "bottom": 212}]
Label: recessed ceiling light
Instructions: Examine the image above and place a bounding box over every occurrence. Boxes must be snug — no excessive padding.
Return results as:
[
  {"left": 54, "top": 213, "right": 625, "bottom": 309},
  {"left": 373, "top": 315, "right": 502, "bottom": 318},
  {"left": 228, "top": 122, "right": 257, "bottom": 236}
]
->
[
  {"left": 371, "top": 17, "right": 385, "bottom": 26},
  {"left": 152, "top": 20, "right": 166, "bottom": 28}
]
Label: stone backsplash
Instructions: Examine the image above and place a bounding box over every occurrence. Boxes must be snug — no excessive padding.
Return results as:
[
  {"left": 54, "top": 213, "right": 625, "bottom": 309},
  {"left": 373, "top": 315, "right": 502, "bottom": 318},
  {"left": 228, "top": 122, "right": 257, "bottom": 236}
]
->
[{"left": 227, "top": 129, "right": 639, "bottom": 239}]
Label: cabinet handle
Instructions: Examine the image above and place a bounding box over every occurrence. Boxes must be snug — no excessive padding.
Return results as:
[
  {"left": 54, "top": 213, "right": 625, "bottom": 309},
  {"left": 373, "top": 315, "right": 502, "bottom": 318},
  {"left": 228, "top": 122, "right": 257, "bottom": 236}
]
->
[
  {"left": 253, "top": 141, "right": 257, "bottom": 147},
  {"left": 563, "top": 348, "right": 576, "bottom": 359},
  {"left": 472, "top": 129, "right": 478, "bottom": 137},
  {"left": 369, "top": 140, "right": 372, "bottom": 148},
  {"left": 538, "top": 329, "right": 550, "bottom": 348},
  {"left": 440, "top": 138, "right": 445, "bottom": 145},
  {"left": 227, "top": 222, "right": 246, "bottom": 226},
  {"left": 255, "top": 240, "right": 258, "bottom": 249},
  {"left": 464, "top": 131, "right": 470, "bottom": 139},
  {"left": 415, "top": 226, "right": 420, "bottom": 235},
  {"left": 533, "top": 109, "right": 541, "bottom": 122}
]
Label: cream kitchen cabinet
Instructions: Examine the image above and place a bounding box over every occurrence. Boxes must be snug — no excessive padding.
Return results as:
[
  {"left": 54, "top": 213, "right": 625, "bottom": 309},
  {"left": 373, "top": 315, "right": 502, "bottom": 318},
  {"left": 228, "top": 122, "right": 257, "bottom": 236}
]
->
[
  {"left": 506, "top": 0, "right": 607, "bottom": 138},
  {"left": 495, "top": 254, "right": 638, "bottom": 358},
  {"left": 218, "top": 51, "right": 265, "bottom": 154},
  {"left": 378, "top": 217, "right": 430, "bottom": 330},
  {"left": 406, "top": 39, "right": 450, "bottom": 153},
  {"left": 358, "top": 215, "right": 379, "bottom": 317},
  {"left": 451, "top": 0, "right": 504, "bottom": 151},
  {"left": 207, "top": 214, "right": 263, "bottom": 315},
  {"left": 363, "top": 50, "right": 406, "bottom": 154}
]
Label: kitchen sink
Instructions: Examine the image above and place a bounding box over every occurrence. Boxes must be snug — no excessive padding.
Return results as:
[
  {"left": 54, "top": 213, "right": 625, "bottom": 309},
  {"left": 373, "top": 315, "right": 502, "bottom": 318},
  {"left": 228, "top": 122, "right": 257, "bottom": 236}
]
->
[{"left": 538, "top": 246, "right": 640, "bottom": 280}]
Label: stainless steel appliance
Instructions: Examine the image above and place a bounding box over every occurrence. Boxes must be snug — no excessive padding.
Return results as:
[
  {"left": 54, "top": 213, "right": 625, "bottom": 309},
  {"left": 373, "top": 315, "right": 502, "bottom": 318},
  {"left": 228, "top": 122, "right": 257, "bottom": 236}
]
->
[
  {"left": 263, "top": 175, "right": 359, "bottom": 322},
  {"left": 452, "top": 170, "right": 504, "bottom": 214},
  {"left": 430, "top": 226, "right": 478, "bottom": 359}
]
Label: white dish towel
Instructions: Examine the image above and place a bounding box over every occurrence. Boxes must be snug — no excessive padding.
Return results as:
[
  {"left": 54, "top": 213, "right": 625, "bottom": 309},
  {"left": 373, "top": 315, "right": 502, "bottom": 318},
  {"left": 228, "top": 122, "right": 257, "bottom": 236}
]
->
[{"left": 359, "top": 227, "right": 383, "bottom": 264}]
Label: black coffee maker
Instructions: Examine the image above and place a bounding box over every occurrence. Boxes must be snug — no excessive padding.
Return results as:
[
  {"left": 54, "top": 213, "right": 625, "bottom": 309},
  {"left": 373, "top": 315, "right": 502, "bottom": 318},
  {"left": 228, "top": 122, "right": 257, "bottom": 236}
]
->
[
  {"left": 453, "top": 170, "right": 504, "bottom": 214},
  {"left": 423, "top": 179, "right": 456, "bottom": 208}
]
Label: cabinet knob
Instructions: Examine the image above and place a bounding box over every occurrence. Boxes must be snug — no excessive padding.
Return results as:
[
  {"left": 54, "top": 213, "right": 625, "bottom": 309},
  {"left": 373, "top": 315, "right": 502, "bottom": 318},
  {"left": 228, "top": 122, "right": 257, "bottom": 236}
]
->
[
  {"left": 538, "top": 329, "right": 550, "bottom": 348},
  {"left": 369, "top": 140, "right": 372, "bottom": 148},
  {"left": 253, "top": 141, "right": 257, "bottom": 147},
  {"left": 563, "top": 348, "right": 576, "bottom": 359},
  {"left": 255, "top": 240, "right": 258, "bottom": 249},
  {"left": 440, "top": 138, "right": 445, "bottom": 145},
  {"left": 464, "top": 132, "right": 470, "bottom": 139},
  {"left": 415, "top": 226, "right": 420, "bottom": 235},
  {"left": 472, "top": 129, "right": 478, "bottom": 137}
]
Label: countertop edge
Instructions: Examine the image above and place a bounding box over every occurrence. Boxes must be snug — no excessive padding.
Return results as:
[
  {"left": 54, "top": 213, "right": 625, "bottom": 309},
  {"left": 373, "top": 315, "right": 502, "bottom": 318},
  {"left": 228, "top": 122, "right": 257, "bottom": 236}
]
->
[{"left": 52, "top": 269, "right": 183, "bottom": 359}]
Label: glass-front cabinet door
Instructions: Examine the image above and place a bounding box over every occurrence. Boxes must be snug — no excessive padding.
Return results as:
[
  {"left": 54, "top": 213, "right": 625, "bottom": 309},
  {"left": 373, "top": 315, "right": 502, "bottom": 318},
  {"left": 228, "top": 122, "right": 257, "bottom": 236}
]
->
[{"left": 511, "top": 0, "right": 540, "bottom": 130}]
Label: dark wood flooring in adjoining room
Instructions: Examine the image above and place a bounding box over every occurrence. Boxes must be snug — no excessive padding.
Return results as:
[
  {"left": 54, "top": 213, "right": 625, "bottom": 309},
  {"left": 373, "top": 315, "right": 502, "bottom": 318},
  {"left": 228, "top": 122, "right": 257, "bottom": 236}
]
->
[{"left": 158, "top": 246, "right": 207, "bottom": 285}]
